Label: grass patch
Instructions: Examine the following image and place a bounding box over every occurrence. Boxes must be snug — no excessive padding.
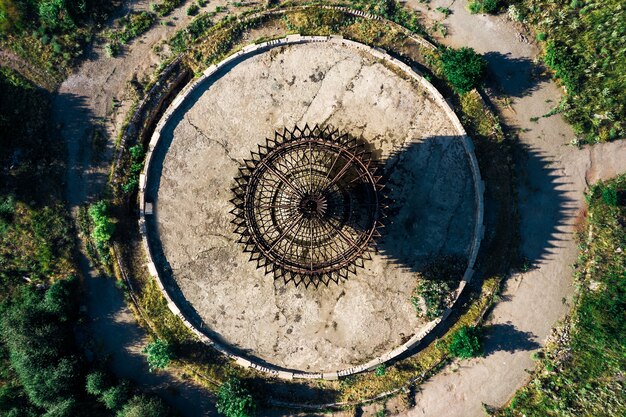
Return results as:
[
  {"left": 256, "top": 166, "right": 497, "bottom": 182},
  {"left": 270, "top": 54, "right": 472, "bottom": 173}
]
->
[{"left": 514, "top": 0, "right": 625, "bottom": 143}]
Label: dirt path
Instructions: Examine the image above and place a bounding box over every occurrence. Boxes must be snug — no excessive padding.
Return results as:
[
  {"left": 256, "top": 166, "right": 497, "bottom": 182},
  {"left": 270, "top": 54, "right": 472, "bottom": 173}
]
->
[
  {"left": 394, "top": 1, "right": 626, "bottom": 416},
  {"left": 54, "top": 1, "right": 225, "bottom": 415}
]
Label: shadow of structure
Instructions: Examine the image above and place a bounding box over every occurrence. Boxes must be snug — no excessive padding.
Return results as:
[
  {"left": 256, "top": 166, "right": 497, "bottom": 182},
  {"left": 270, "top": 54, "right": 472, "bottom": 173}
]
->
[
  {"left": 482, "top": 323, "right": 541, "bottom": 356},
  {"left": 376, "top": 137, "right": 476, "bottom": 274},
  {"left": 483, "top": 51, "right": 551, "bottom": 99},
  {"left": 514, "top": 142, "right": 578, "bottom": 268}
]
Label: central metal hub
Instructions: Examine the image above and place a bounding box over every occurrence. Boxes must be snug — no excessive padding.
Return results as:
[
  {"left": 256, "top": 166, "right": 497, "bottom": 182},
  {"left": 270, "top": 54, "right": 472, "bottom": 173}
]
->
[
  {"left": 299, "top": 194, "right": 327, "bottom": 218},
  {"left": 230, "top": 124, "right": 383, "bottom": 287}
]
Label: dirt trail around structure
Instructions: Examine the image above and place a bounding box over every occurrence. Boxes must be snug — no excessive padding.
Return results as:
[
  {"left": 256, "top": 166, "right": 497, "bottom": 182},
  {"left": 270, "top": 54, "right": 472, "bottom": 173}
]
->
[
  {"left": 54, "top": 0, "right": 232, "bottom": 415},
  {"left": 391, "top": 1, "right": 626, "bottom": 416},
  {"left": 52, "top": 0, "right": 626, "bottom": 416}
]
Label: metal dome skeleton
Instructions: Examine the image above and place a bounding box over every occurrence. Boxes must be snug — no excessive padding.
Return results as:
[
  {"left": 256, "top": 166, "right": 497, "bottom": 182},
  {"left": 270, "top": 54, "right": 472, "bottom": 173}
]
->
[{"left": 230, "top": 125, "right": 384, "bottom": 288}]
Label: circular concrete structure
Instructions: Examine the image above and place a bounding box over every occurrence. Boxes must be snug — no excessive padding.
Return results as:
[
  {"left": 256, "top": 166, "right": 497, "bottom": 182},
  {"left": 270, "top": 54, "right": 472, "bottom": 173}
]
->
[{"left": 140, "top": 36, "right": 483, "bottom": 377}]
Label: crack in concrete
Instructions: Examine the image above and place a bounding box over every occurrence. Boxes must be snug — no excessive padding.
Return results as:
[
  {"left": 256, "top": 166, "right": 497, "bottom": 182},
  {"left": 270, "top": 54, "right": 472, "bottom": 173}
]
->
[{"left": 186, "top": 117, "right": 240, "bottom": 165}]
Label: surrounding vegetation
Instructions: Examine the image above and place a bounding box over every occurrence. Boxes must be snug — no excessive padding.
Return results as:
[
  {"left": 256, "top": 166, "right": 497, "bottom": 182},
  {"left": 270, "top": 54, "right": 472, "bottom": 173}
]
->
[
  {"left": 468, "top": 0, "right": 500, "bottom": 14},
  {"left": 216, "top": 378, "right": 257, "bottom": 417},
  {"left": 142, "top": 339, "right": 172, "bottom": 372},
  {"left": 495, "top": 175, "right": 626, "bottom": 416},
  {"left": 506, "top": 0, "right": 625, "bottom": 143},
  {"left": 0, "top": 0, "right": 118, "bottom": 80},
  {"left": 411, "top": 255, "right": 466, "bottom": 320},
  {"left": 441, "top": 47, "right": 487, "bottom": 93},
  {"left": 448, "top": 326, "right": 483, "bottom": 359}
]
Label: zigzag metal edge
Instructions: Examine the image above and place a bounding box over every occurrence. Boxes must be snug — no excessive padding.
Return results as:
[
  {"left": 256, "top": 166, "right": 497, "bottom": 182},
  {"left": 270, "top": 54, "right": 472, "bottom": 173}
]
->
[{"left": 230, "top": 124, "right": 385, "bottom": 288}]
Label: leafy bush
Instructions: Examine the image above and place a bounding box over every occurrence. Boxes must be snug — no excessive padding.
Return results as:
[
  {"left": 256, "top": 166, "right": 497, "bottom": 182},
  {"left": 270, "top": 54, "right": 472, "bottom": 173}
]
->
[
  {"left": 440, "top": 47, "right": 486, "bottom": 93},
  {"left": 101, "top": 382, "right": 130, "bottom": 410},
  {"left": 187, "top": 4, "right": 199, "bottom": 15},
  {"left": 142, "top": 339, "right": 171, "bottom": 372},
  {"left": 468, "top": 0, "right": 498, "bottom": 14},
  {"left": 38, "top": 0, "right": 75, "bottom": 31},
  {"left": 86, "top": 371, "right": 109, "bottom": 396},
  {"left": 216, "top": 378, "right": 257, "bottom": 417},
  {"left": 375, "top": 363, "right": 386, "bottom": 376},
  {"left": 115, "top": 11, "right": 156, "bottom": 44},
  {"left": 88, "top": 201, "right": 115, "bottom": 244},
  {"left": 116, "top": 394, "right": 172, "bottom": 417},
  {"left": 448, "top": 326, "right": 483, "bottom": 359}
]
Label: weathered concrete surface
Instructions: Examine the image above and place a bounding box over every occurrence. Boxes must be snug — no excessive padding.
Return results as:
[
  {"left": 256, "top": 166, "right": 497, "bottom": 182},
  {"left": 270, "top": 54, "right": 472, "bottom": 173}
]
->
[{"left": 149, "top": 42, "right": 477, "bottom": 372}]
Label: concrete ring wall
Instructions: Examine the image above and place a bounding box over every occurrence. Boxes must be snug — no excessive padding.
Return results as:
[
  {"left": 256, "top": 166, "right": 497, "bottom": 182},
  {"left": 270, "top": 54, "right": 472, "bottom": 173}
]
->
[{"left": 138, "top": 35, "right": 485, "bottom": 380}]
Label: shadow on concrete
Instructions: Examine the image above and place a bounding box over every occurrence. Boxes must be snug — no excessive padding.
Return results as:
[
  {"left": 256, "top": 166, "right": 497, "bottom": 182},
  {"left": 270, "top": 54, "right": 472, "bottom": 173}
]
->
[
  {"left": 483, "top": 51, "right": 551, "bottom": 99},
  {"left": 514, "top": 142, "right": 577, "bottom": 268},
  {"left": 377, "top": 137, "right": 476, "bottom": 274},
  {"left": 482, "top": 323, "right": 541, "bottom": 356}
]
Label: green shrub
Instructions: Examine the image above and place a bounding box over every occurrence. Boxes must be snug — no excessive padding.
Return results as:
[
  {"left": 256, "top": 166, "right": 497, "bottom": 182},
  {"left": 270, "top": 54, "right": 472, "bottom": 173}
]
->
[
  {"left": 142, "top": 339, "right": 171, "bottom": 372},
  {"left": 375, "top": 363, "right": 386, "bottom": 376},
  {"left": 86, "top": 371, "right": 109, "bottom": 396},
  {"left": 38, "top": 0, "right": 75, "bottom": 31},
  {"left": 216, "top": 378, "right": 257, "bottom": 417},
  {"left": 101, "top": 382, "right": 130, "bottom": 410},
  {"left": 88, "top": 201, "right": 115, "bottom": 244},
  {"left": 187, "top": 4, "right": 199, "bottom": 15},
  {"left": 468, "top": 1, "right": 481, "bottom": 13},
  {"left": 105, "top": 42, "right": 120, "bottom": 58},
  {"left": 116, "top": 395, "right": 172, "bottom": 417},
  {"left": 0, "top": 194, "right": 15, "bottom": 234},
  {"left": 448, "top": 326, "right": 483, "bottom": 359},
  {"left": 601, "top": 185, "right": 618, "bottom": 206},
  {"left": 536, "top": 31, "right": 547, "bottom": 41},
  {"left": 441, "top": 47, "right": 487, "bottom": 93},
  {"left": 482, "top": 0, "right": 499, "bottom": 13}
]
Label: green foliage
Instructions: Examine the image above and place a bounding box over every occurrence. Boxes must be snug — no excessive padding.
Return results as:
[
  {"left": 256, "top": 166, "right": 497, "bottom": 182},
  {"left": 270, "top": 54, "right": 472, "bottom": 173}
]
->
[
  {"left": 38, "top": 0, "right": 74, "bottom": 31},
  {"left": 0, "top": 278, "right": 82, "bottom": 409},
  {"left": 88, "top": 201, "right": 115, "bottom": 244},
  {"left": 468, "top": 0, "right": 499, "bottom": 14},
  {"left": 536, "top": 31, "right": 546, "bottom": 41},
  {"left": 101, "top": 382, "right": 130, "bottom": 410},
  {"left": 349, "top": 0, "right": 425, "bottom": 34},
  {"left": 116, "top": 394, "right": 172, "bottom": 417},
  {"left": 142, "top": 339, "right": 172, "bottom": 372},
  {"left": 412, "top": 255, "right": 465, "bottom": 319},
  {"left": 85, "top": 371, "right": 109, "bottom": 396},
  {"left": 435, "top": 6, "right": 451, "bottom": 17},
  {"left": 0, "top": 0, "right": 23, "bottom": 33},
  {"left": 186, "top": 4, "right": 199, "bottom": 15},
  {"left": 440, "top": 47, "right": 486, "bottom": 93},
  {"left": 216, "top": 378, "right": 257, "bottom": 417},
  {"left": 497, "top": 174, "right": 626, "bottom": 416},
  {"left": 110, "top": 11, "right": 156, "bottom": 45},
  {"left": 518, "top": 0, "right": 625, "bottom": 143},
  {"left": 0, "top": 194, "right": 15, "bottom": 234},
  {"left": 375, "top": 363, "right": 386, "bottom": 376},
  {"left": 601, "top": 185, "right": 618, "bottom": 207},
  {"left": 128, "top": 144, "right": 144, "bottom": 160},
  {"left": 151, "top": 0, "right": 183, "bottom": 17},
  {"left": 448, "top": 326, "right": 483, "bottom": 359},
  {"left": 169, "top": 13, "right": 212, "bottom": 52},
  {"left": 105, "top": 42, "right": 120, "bottom": 57}
]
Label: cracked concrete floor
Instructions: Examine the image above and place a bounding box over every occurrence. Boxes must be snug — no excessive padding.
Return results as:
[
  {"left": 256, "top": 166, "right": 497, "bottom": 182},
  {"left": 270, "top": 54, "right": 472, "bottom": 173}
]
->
[{"left": 147, "top": 42, "right": 477, "bottom": 372}]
